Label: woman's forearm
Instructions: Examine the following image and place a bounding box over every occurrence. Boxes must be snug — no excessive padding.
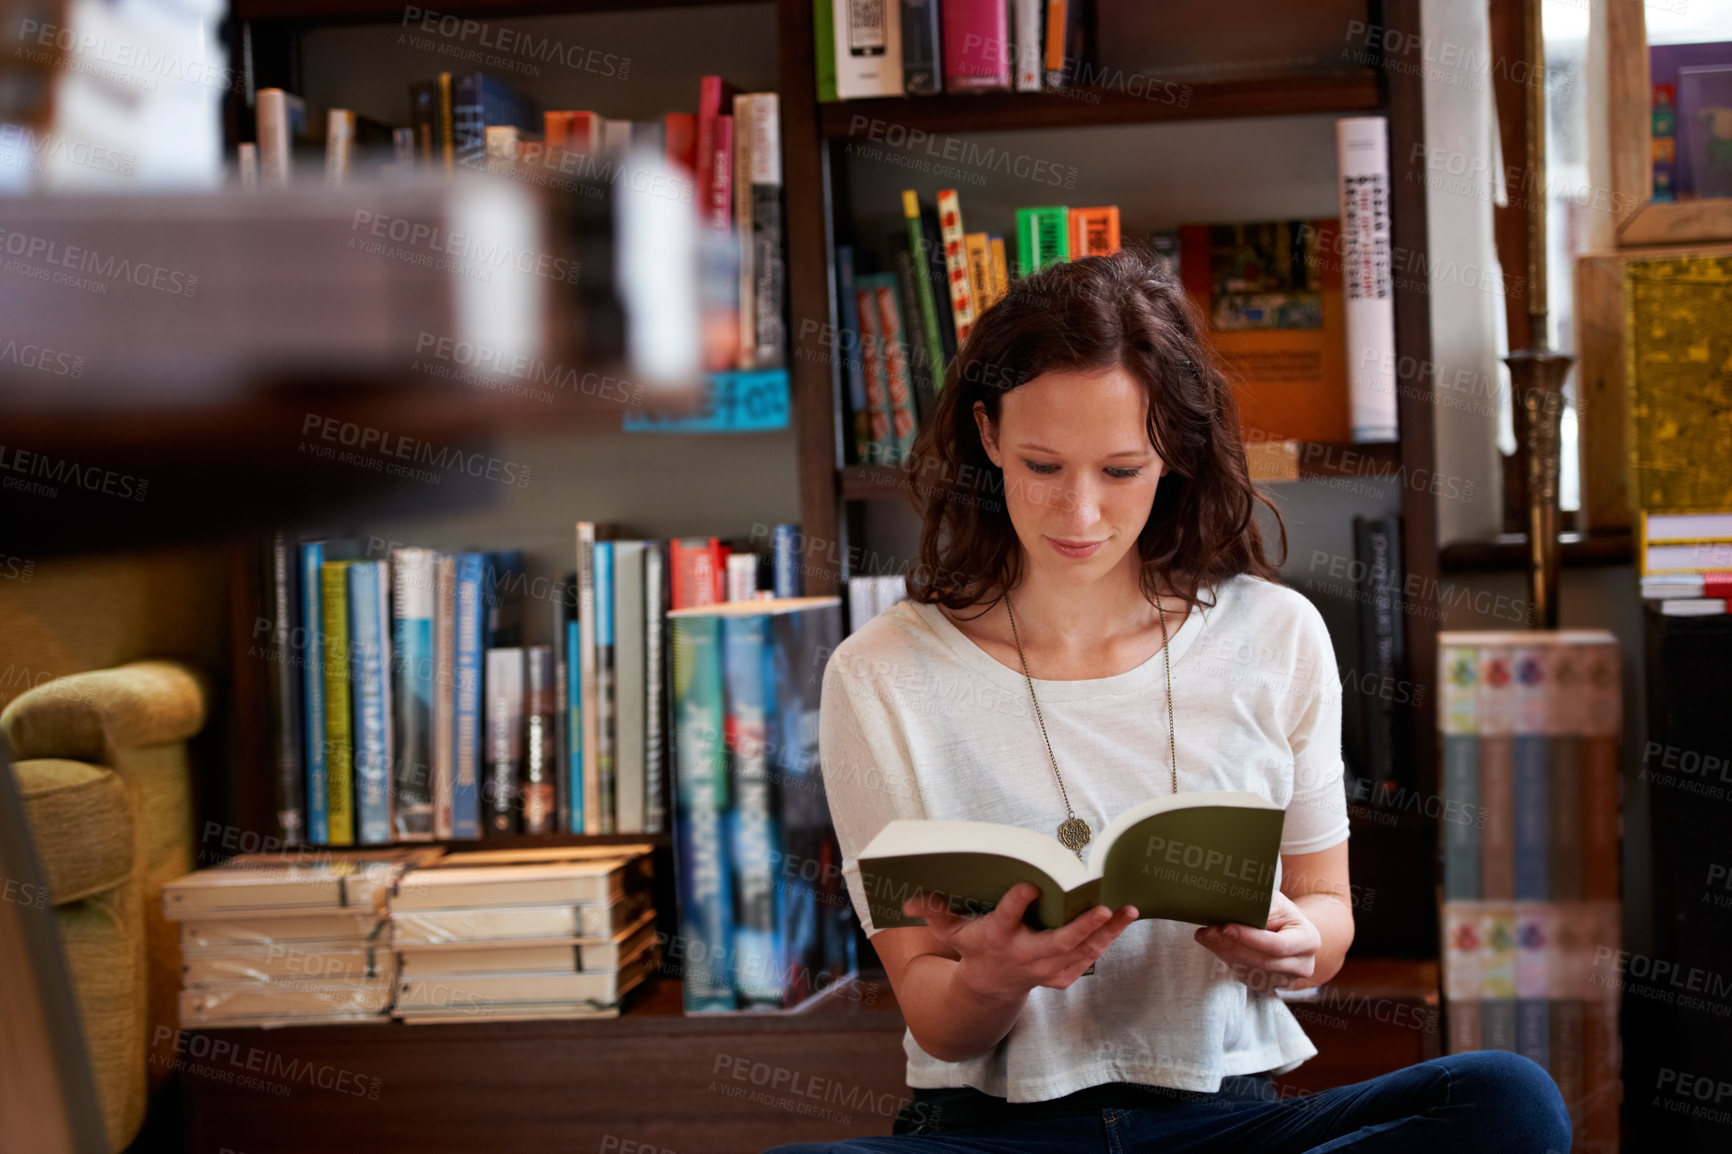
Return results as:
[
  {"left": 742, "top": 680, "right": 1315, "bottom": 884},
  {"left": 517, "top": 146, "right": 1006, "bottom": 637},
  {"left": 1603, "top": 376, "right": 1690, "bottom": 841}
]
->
[
  {"left": 1290, "top": 893, "right": 1354, "bottom": 989},
  {"left": 899, "top": 952, "right": 1031, "bottom": 1063}
]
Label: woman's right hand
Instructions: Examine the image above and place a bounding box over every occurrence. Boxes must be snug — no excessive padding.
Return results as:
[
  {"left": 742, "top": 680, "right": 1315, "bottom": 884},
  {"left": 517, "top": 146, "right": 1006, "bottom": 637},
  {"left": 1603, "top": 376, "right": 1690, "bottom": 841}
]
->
[{"left": 902, "top": 884, "right": 1139, "bottom": 1004}]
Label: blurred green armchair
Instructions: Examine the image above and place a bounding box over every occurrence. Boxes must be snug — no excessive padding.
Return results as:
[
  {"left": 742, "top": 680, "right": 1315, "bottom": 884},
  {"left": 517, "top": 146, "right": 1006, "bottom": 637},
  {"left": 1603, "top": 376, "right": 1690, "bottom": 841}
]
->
[{"left": 3, "top": 660, "right": 208, "bottom": 1153}]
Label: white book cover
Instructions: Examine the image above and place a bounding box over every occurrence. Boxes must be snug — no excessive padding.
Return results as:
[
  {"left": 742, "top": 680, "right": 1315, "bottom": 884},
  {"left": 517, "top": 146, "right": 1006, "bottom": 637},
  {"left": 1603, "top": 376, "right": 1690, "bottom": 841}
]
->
[
  {"left": 834, "top": 0, "right": 904, "bottom": 99},
  {"left": 1015, "top": 0, "right": 1043, "bottom": 91},
  {"left": 257, "top": 88, "right": 304, "bottom": 187},
  {"left": 1336, "top": 116, "right": 1398, "bottom": 443}
]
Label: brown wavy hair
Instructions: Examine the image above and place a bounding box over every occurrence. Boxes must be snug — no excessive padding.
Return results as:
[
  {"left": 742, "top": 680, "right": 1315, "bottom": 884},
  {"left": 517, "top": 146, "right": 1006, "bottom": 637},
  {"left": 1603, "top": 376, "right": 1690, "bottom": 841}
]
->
[{"left": 903, "top": 244, "right": 1288, "bottom": 617}]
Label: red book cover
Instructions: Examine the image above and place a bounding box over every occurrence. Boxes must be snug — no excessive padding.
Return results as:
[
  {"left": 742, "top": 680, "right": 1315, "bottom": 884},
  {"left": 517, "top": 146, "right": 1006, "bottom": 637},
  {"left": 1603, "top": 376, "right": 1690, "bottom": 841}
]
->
[
  {"left": 543, "top": 111, "right": 575, "bottom": 150},
  {"left": 707, "top": 114, "right": 734, "bottom": 232},
  {"left": 695, "top": 76, "right": 739, "bottom": 227},
  {"left": 671, "top": 538, "right": 724, "bottom": 609},
  {"left": 708, "top": 541, "right": 730, "bottom": 603},
  {"left": 665, "top": 113, "right": 697, "bottom": 174},
  {"left": 942, "top": 0, "right": 1012, "bottom": 92},
  {"left": 568, "top": 112, "right": 602, "bottom": 154}
]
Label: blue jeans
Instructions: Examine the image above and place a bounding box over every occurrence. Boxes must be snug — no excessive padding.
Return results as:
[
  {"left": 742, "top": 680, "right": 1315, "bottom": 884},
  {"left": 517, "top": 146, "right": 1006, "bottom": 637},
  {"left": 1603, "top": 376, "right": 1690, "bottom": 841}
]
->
[{"left": 765, "top": 1052, "right": 1571, "bottom": 1154}]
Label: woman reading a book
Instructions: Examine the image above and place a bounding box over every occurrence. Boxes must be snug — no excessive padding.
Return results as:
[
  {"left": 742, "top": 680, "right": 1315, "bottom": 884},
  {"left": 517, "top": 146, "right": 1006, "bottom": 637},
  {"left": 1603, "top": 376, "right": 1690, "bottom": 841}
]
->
[{"left": 778, "top": 249, "right": 1569, "bottom": 1153}]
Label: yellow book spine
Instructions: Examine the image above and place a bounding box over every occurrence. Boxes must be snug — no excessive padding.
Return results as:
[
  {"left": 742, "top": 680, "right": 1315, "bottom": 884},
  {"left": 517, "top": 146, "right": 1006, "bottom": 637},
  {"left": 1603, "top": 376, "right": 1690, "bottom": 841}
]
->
[
  {"left": 321, "top": 561, "right": 355, "bottom": 845},
  {"left": 964, "top": 232, "right": 992, "bottom": 319},
  {"left": 988, "top": 237, "right": 1009, "bottom": 302}
]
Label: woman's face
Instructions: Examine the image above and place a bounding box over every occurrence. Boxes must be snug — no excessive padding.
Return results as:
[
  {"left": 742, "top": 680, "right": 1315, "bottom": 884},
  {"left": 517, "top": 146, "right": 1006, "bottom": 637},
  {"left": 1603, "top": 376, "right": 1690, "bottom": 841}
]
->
[{"left": 974, "top": 365, "right": 1165, "bottom": 588}]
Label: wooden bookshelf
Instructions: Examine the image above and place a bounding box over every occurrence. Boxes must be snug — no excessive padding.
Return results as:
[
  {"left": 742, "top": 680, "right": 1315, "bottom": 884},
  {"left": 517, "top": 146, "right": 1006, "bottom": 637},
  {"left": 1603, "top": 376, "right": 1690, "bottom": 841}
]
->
[{"left": 818, "top": 70, "right": 1383, "bottom": 136}]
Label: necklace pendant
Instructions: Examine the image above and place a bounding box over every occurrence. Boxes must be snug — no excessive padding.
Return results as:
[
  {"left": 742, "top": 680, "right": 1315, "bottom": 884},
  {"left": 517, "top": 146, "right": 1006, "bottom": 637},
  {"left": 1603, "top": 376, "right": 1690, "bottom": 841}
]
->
[{"left": 1057, "top": 816, "right": 1092, "bottom": 852}]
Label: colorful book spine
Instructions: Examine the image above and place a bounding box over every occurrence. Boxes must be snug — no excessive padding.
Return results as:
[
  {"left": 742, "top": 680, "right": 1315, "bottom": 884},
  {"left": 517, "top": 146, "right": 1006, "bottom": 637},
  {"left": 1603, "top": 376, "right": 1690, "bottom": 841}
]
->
[
  {"left": 1479, "top": 904, "right": 1517, "bottom": 1051},
  {"left": 1511, "top": 645, "right": 1550, "bottom": 901},
  {"left": 1043, "top": 0, "right": 1067, "bottom": 86},
  {"left": 319, "top": 559, "right": 356, "bottom": 846},
  {"left": 772, "top": 524, "right": 802, "bottom": 599},
  {"left": 614, "top": 541, "right": 648, "bottom": 835},
  {"left": 963, "top": 232, "right": 992, "bottom": 320},
  {"left": 748, "top": 94, "right": 785, "bottom": 369},
  {"left": 1068, "top": 206, "right": 1121, "bottom": 257},
  {"left": 392, "top": 547, "right": 435, "bottom": 840},
  {"left": 1015, "top": 205, "right": 1069, "bottom": 275},
  {"left": 892, "top": 241, "right": 939, "bottom": 421},
  {"left": 1440, "top": 643, "right": 1481, "bottom": 901},
  {"left": 567, "top": 615, "right": 585, "bottom": 834},
  {"left": 936, "top": 189, "right": 976, "bottom": 344},
  {"left": 432, "top": 555, "right": 457, "bottom": 838},
  {"left": 832, "top": 0, "right": 903, "bottom": 98},
  {"left": 299, "top": 541, "right": 341, "bottom": 845},
  {"left": 454, "top": 73, "right": 538, "bottom": 173},
  {"left": 1336, "top": 116, "right": 1399, "bottom": 442},
  {"left": 553, "top": 575, "right": 572, "bottom": 834},
  {"left": 941, "top": 0, "right": 1011, "bottom": 91},
  {"left": 814, "top": 0, "right": 838, "bottom": 102},
  {"left": 1014, "top": 0, "right": 1043, "bottom": 91},
  {"left": 596, "top": 541, "right": 618, "bottom": 834},
  {"left": 835, "top": 245, "right": 872, "bottom": 466},
  {"left": 451, "top": 553, "right": 486, "bottom": 840},
  {"left": 266, "top": 532, "right": 304, "bottom": 846},
  {"left": 724, "top": 612, "right": 781, "bottom": 1006},
  {"left": 1515, "top": 905, "right": 1550, "bottom": 1070},
  {"left": 1580, "top": 644, "right": 1621, "bottom": 900},
  {"left": 524, "top": 646, "right": 555, "bottom": 836},
  {"left": 871, "top": 275, "right": 919, "bottom": 462},
  {"left": 854, "top": 276, "right": 895, "bottom": 463},
  {"left": 696, "top": 76, "right": 737, "bottom": 231},
  {"left": 670, "top": 613, "right": 735, "bottom": 1011},
  {"left": 1442, "top": 903, "right": 1482, "bottom": 1053},
  {"left": 901, "top": 0, "right": 943, "bottom": 95},
  {"left": 484, "top": 647, "right": 524, "bottom": 836},
  {"left": 1546, "top": 647, "right": 1583, "bottom": 901},
  {"left": 988, "top": 235, "right": 1009, "bottom": 304},
  {"left": 900, "top": 190, "right": 942, "bottom": 384},
  {"left": 348, "top": 560, "right": 394, "bottom": 846},
  {"left": 643, "top": 545, "right": 668, "bottom": 834},
  {"left": 576, "top": 522, "right": 603, "bottom": 832},
  {"left": 1478, "top": 645, "right": 1516, "bottom": 900}
]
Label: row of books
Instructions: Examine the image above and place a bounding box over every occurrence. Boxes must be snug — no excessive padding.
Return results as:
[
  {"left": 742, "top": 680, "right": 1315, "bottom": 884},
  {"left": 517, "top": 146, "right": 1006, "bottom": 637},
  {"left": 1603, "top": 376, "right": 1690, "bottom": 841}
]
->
[
  {"left": 1441, "top": 900, "right": 1619, "bottom": 1150},
  {"left": 1437, "top": 632, "right": 1622, "bottom": 1150},
  {"left": 817, "top": 0, "right": 1092, "bottom": 99},
  {"left": 1637, "top": 510, "right": 1732, "bottom": 616},
  {"left": 262, "top": 524, "right": 804, "bottom": 847},
  {"left": 667, "top": 596, "right": 858, "bottom": 1012},
  {"left": 838, "top": 117, "right": 1397, "bottom": 467},
  {"left": 165, "top": 846, "right": 659, "bottom": 1026},
  {"left": 248, "top": 72, "right": 785, "bottom": 373}
]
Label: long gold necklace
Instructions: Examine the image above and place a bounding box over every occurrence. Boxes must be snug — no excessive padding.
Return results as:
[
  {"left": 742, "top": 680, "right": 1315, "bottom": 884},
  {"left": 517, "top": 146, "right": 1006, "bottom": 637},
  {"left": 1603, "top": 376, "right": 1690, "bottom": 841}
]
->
[{"left": 1005, "top": 590, "right": 1179, "bottom": 861}]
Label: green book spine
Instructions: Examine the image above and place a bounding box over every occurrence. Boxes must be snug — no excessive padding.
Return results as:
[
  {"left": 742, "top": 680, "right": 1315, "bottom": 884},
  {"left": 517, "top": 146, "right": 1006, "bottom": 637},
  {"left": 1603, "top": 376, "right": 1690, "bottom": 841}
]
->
[
  {"left": 814, "top": 0, "right": 837, "bottom": 102},
  {"left": 902, "top": 190, "right": 947, "bottom": 388},
  {"left": 1016, "top": 206, "right": 1069, "bottom": 276},
  {"left": 321, "top": 560, "right": 356, "bottom": 846}
]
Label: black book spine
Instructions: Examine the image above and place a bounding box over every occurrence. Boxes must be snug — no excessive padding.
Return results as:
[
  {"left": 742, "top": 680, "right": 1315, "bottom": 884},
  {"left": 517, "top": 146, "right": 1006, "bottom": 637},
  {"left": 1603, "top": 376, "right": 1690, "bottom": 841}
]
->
[
  {"left": 523, "top": 645, "right": 555, "bottom": 836},
  {"left": 266, "top": 531, "right": 305, "bottom": 846},
  {"left": 901, "top": 0, "right": 943, "bottom": 95},
  {"left": 892, "top": 238, "right": 938, "bottom": 423},
  {"left": 1352, "top": 515, "right": 1403, "bottom": 794},
  {"left": 918, "top": 206, "right": 957, "bottom": 363}
]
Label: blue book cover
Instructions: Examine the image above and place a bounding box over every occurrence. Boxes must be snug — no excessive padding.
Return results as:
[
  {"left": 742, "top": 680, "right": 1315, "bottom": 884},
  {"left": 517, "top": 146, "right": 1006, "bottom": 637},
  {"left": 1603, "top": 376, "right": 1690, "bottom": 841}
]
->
[
  {"left": 1512, "top": 735, "right": 1549, "bottom": 900},
  {"left": 1442, "top": 736, "right": 1481, "bottom": 900},
  {"left": 769, "top": 601, "right": 853, "bottom": 993},
  {"left": 454, "top": 73, "right": 538, "bottom": 172},
  {"left": 724, "top": 612, "right": 780, "bottom": 1006},
  {"left": 567, "top": 616, "right": 584, "bottom": 834},
  {"left": 772, "top": 523, "right": 802, "bottom": 598},
  {"left": 392, "top": 548, "right": 436, "bottom": 839},
  {"left": 452, "top": 553, "right": 487, "bottom": 840},
  {"left": 595, "top": 541, "right": 616, "bottom": 834},
  {"left": 348, "top": 561, "right": 394, "bottom": 845},
  {"left": 670, "top": 612, "right": 734, "bottom": 1011},
  {"left": 299, "top": 538, "right": 359, "bottom": 844}
]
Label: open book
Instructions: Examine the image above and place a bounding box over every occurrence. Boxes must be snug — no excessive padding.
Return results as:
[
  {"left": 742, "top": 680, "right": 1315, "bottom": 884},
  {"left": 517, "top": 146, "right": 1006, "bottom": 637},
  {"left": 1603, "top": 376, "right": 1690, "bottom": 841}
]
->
[{"left": 858, "top": 791, "right": 1286, "bottom": 931}]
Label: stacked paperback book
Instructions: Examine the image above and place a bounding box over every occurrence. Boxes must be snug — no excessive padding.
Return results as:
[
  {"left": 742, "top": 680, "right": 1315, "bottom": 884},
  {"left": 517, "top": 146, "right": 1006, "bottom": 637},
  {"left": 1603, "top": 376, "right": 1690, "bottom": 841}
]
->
[
  {"left": 166, "top": 850, "right": 434, "bottom": 1027},
  {"left": 1437, "top": 631, "right": 1622, "bottom": 1153},
  {"left": 165, "top": 845, "right": 659, "bottom": 1026},
  {"left": 392, "top": 846, "right": 659, "bottom": 1022}
]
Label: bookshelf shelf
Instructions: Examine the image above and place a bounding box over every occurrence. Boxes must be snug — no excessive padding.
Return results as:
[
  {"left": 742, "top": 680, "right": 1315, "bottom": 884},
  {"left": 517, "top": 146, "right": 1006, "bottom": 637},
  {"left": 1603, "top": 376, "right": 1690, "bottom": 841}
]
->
[
  {"left": 817, "top": 70, "right": 1383, "bottom": 137},
  {"left": 289, "top": 832, "right": 674, "bottom": 852}
]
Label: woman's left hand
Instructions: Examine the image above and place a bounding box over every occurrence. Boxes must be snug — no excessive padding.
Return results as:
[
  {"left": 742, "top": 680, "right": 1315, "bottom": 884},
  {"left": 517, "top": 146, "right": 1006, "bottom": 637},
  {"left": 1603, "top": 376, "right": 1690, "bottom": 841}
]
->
[{"left": 1193, "top": 891, "right": 1322, "bottom": 992}]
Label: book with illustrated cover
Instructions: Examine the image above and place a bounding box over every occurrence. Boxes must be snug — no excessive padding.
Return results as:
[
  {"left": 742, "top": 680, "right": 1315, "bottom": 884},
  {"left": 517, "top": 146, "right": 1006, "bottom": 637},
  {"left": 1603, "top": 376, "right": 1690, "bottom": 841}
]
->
[
  {"left": 320, "top": 559, "right": 358, "bottom": 846},
  {"left": 392, "top": 548, "right": 436, "bottom": 840},
  {"left": 348, "top": 560, "right": 395, "bottom": 845},
  {"left": 859, "top": 791, "right": 1286, "bottom": 932}
]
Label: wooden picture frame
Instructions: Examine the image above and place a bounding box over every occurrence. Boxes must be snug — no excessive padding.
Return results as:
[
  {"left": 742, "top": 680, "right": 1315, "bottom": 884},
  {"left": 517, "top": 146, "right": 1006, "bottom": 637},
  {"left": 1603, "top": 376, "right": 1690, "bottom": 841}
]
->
[{"left": 1607, "top": 0, "right": 1732, "bottom": 246}]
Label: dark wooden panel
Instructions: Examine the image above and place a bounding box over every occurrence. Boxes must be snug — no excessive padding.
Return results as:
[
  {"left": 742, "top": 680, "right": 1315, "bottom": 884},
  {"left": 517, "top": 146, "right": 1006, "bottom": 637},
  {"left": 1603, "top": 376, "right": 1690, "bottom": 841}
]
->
[
  {"left": 1438, "top": 530, "right": 1635, "bottom": 571},
  {"left": 234, "top": 0, "right": 757, "bottom": 25},
  {"left": 819, "top": 72, "right": 1382, "bottom": 136}
]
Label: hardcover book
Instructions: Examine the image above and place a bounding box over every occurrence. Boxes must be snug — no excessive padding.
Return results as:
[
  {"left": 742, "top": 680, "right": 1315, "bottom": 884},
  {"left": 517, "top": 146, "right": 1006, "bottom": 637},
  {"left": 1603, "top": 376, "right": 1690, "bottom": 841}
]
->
[
  {"left": 392, "top": 548, "right": 436, "bottom": 840},
  {"left": 859, "top": 791, "right": 1286, "bottom": 932}
]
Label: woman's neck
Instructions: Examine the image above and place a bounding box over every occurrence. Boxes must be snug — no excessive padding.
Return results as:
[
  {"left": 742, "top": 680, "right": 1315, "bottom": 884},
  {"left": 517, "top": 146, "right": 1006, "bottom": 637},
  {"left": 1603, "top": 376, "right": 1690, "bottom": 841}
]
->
[{"left": 1005, "top": 553, "right": 1159, "bottom": 652}]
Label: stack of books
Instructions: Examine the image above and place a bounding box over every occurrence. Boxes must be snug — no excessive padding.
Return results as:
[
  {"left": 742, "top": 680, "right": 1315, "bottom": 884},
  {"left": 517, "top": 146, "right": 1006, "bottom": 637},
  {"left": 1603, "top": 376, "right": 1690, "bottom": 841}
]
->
[
  {"left": 165, "top": 850, "right": 433, "bottom": 1027},
  {"left": 1637, "top": 511, "right": 1732, "bottom": 616},
  {"left": 1436, "top": 631, "right": 1622, "bottom": 1150},
  {"left": 390, "top": 846, "right": 660, "bottom": 1022},
  {"left": 668, "top": 596, "right": 858, "bottom": 1013}
]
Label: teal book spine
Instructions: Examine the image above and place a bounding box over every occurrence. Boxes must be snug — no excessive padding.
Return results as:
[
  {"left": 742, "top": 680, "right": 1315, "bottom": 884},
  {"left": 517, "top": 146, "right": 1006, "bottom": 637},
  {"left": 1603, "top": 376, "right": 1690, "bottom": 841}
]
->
[
  {"left": 724, "top": 612, "right": 780, "bottom": 1006},
  {"left": 671, "top": 613, "right": 735, "bottom": 1011}
]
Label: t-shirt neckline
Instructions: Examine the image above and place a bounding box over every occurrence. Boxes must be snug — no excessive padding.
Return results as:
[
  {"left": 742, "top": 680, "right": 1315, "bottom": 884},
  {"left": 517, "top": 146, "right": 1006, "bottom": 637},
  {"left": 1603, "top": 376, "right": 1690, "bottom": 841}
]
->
[{"left": 906, "top": 590, "right": 1212, "bottom": 703}]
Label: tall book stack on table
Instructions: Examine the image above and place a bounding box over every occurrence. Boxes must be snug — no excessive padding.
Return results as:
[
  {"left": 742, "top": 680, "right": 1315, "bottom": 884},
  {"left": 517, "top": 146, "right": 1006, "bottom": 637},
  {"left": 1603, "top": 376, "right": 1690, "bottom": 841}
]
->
[
  {"left": 668, "top": 596, "right": 857, "bottom": 1013},
  {"left": 1436, "top": 631, "right": 1622, "bottom": 1154},
  {"left": 164, "top": 850, "right": 436, "bottom": 1027},
  {"left": 390, "top": 845, "right": 659, "bottom": 1022}
]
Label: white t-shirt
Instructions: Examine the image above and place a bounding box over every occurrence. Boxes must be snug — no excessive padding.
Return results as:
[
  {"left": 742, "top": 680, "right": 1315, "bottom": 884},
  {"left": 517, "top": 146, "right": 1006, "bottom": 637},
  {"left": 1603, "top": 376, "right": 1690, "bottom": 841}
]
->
[{"left": 818, "top": 572, "right": 1350, "bottom": 1103}]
